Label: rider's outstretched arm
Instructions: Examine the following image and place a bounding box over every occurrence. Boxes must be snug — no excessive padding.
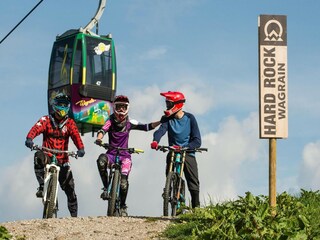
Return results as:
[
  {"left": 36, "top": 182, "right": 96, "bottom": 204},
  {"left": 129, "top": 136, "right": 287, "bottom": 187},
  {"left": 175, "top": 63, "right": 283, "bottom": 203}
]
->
[{"left": 129, "top": 119, "right": 160, "bottom": 132}]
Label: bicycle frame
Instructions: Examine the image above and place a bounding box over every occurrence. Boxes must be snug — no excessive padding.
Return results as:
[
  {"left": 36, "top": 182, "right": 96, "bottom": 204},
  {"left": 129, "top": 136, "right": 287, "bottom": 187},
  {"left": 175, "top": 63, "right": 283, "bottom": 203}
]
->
[
  {"left": 96, "top": 142, "right": 143, "bottom": 216},
  {"left": 107, "top": 153, "right": 121, "bottom": 190},
  {"left": 107, "top": 154, "right": 122, "bottom": 216},
  {"left": 157, "top": 146, "right": 207, "bottom": 217},
  {"left": 162, "top": 148, "right": 186, "bottom": 216},
  {"left": 167, "top": 150, "right": 187, "bottom": 204},
  {"left": 42, "top": 157, "right": 60, "bottom": 216},
  {"left": 32, "top": 145, "right": 77, "bottom": 219}
]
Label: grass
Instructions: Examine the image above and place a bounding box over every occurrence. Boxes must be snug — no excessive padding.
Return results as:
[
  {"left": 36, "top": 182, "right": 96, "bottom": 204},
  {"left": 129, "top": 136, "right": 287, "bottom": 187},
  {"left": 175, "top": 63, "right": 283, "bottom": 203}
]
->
[
  {"left": 0, "top": 226, "right": 12, "bottom": 240},
  {"left": 1, "top": 189, "right": 319, "bottom": 240},
  {"left": 162, "top": 189, "right": 320, "bottom": 240}
]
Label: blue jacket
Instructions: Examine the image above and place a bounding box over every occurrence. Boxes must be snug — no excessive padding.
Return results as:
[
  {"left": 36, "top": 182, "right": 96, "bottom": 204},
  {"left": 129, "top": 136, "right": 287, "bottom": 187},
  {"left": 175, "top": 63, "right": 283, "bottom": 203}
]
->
[{"left": 153, "top": 111, "right": 201, "bottom": 150}]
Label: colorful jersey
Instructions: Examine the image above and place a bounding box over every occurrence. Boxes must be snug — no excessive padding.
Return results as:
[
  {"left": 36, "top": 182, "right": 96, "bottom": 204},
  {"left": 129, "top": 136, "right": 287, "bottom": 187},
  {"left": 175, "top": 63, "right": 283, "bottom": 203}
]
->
[
  {"left": 98, "top": 114, "right": 154, "bottom": 158},
  {"left": 26, "top": 115, "right": 84, "bottom": 164},
  {"left": 153, "top": 111, "right": 201, "bottom": 150}
]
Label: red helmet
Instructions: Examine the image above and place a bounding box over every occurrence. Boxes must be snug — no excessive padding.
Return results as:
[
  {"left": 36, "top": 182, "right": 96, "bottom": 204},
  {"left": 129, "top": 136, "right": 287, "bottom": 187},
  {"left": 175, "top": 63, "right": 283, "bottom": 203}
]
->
[
  {"left": 160, "top": 91, "right": 185, "bottom": 116},
  {"left": 113, "top": 95, "right": 130, "bottom": 121}
]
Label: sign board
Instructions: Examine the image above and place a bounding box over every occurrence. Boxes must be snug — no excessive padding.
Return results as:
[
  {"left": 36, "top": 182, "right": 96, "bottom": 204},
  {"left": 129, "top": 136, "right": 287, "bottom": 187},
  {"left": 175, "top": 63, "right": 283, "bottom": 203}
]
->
[{"left": 258, "top": 15, "right": 288, "bottom": 139}]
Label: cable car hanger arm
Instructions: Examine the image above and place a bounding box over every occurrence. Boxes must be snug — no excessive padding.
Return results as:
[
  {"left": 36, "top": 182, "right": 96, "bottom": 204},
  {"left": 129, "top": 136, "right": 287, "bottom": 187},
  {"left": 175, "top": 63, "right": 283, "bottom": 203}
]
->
[{"left": 81, "top": 0, "right": 107, "bottom": 36}]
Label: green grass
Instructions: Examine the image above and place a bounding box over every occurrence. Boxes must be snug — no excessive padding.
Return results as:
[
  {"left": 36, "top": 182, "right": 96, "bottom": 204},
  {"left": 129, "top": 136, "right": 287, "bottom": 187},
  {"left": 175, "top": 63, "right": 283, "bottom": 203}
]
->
[
  {"left": 0, "top": 226, "right": 12, "bottom": 240},
  {"left": 1, "top": 189, "right": 320, "bottom": 240},
  {"left": 162, "top": 189, "right": 320, "bottom": 240}
]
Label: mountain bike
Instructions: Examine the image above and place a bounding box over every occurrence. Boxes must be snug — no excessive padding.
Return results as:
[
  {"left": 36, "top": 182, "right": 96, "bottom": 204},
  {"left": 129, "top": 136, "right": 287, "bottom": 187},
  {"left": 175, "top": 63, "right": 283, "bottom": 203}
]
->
[
  {"left": 95, "top": 142, "right": 144, "bottom": 216},
  {"left": 32, "top": 145, "right": 78, "bottom": 219},
  {"left": 156, "top": 146, "right": 208, "bottom": 217}
]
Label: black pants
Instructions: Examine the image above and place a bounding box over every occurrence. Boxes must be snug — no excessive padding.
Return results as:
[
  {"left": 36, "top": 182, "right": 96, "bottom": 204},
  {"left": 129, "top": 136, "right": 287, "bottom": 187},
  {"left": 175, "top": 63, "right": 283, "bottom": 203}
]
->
[
  {"left": 166, "top": 153, "right": 200, "bottom": 208},
  {"left": 34, "top": 151, "right": 78, "bottom": 217}
]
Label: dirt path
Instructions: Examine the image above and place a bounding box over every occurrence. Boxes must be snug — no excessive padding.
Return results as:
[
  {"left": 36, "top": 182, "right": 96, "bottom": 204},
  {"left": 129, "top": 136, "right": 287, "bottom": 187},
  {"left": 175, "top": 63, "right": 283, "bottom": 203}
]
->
[{"left": 2, "top": 216, "right": 172, "bottom": 240}]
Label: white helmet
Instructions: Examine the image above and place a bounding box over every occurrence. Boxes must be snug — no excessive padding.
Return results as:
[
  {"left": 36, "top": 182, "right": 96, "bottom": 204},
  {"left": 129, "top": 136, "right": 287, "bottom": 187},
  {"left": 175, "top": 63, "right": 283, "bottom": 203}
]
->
[{"left": 113, "top": 95, "right": 129, "bottom": 122}]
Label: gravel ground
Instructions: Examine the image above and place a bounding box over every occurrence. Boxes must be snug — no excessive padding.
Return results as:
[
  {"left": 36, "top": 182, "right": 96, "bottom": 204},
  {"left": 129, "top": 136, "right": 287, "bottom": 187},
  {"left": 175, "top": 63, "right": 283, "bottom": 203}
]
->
[{"left": 1, "top": 216, "right": 172, "bottom": 240}]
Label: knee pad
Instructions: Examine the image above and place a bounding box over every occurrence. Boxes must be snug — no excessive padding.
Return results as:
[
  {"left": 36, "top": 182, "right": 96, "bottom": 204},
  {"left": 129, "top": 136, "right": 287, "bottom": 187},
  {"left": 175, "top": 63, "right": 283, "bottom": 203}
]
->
[
  {"left": 34, "top": 151, "right": 46, "bottom": 169},
  {"left": 97, "top": 154, "right": 108, "bottom": 171}
]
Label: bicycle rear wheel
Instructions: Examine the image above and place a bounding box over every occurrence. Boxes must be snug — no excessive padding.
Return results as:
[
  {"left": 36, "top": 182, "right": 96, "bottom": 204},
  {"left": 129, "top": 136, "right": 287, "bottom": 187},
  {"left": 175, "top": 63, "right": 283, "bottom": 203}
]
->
[
  {"left": 163, "top": 171, "right": 178, "bottom": 216},
  {"left": 43, "top": 172, "right": 58, "bottom": 219},
  {"left": 107, "top": 169, "right": 120, "bottom": 216}
]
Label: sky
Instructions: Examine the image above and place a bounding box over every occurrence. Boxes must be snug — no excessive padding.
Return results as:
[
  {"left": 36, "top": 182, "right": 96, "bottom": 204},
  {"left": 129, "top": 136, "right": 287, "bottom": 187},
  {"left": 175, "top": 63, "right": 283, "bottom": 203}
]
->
[{"left": 1, "top": 0, "right": 320, "bottom": 222}]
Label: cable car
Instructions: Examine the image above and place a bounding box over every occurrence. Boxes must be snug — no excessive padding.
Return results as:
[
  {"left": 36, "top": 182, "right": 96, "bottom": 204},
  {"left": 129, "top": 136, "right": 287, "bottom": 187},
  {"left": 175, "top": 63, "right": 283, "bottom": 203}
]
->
[{"left": 47, "top": 0, "right": 116, "bottom": 135}]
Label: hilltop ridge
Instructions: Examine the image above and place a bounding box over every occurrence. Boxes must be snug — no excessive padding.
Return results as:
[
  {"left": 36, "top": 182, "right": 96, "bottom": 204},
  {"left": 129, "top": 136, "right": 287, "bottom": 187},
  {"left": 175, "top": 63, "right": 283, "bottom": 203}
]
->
[{"left": 1, "top": 216, "right": 171, "bottom": 240}]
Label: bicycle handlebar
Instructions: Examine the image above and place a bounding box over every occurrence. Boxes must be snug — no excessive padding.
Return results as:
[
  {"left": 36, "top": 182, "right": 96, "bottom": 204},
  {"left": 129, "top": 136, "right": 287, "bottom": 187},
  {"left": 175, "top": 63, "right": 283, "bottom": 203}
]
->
[
  {"left": 32, "top": 145, "right": 78, "bottom": 159},
  {"left": 95, "top": 142, "right": 144, "bottom": 154},
  {"left": 157, "top": 145, "right": 208, "bottom": 153}
]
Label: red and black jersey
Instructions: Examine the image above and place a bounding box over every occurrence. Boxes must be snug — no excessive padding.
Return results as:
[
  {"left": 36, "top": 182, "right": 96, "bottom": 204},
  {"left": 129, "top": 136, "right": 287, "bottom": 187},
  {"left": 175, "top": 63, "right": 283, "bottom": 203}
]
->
[{"left": 26, "top": 115, "right": 84, "bottom": 164}]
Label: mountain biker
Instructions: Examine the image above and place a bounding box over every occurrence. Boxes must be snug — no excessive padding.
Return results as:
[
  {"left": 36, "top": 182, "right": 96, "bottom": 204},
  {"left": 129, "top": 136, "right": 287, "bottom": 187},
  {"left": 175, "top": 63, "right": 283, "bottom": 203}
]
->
[
  {"left": 150, "top": 91, "right": 202, "bottom": 209},
  {"left": 25, "top": 93, "right": 85, "bottom": 217},
  {"left": 94, "top": 95, "right": 161, "bottom": 217}
]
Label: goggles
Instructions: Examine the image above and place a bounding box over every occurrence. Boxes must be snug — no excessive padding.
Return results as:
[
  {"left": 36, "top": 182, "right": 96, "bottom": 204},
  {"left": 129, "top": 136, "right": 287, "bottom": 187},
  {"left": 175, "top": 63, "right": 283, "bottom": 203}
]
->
[
  {"left": 57, "top": 103, "right": 69, "bottom": 108},
  {"left": 166, "top": 100, "right": 175, "bottom": 110},
  {"left": 115, "top": 103, "right": 128, "bottom": 111},
  {"left": 55, "top": 99, "right": 70, "bottom": 107}
]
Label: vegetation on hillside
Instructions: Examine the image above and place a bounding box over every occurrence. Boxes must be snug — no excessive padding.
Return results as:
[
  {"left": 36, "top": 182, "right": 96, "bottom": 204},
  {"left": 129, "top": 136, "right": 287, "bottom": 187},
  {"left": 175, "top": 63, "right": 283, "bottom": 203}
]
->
[
  {"left": 0, "top": 226, "right": 12, "bottom": 240},
  {"left": 163, "top": 190, "right": 320, "bottom": 239},
  {"left": 1, "top": 190, "right": 319, "bottom": 239}
]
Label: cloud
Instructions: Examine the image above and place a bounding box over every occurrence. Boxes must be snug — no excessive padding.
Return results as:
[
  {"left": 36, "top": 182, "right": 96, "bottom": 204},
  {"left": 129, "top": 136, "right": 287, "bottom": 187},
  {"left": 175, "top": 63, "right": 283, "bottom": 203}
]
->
[
  {"left": 139, "top": 46, "right": 168, "bottom": 60},
  {"left": 0, "top": 88, "right": 307, "bottom": 222},
  {"left": 0, "top": 155, "right": 42, "bottom": 221},
  {"left": 129, "top": 85, "right": 163, "bottom": 121},
  {"left": 298, "top": 140, "right": 320, "bottom": 190},
  {"left": 128, "top": 81, "right": 215, "bottom": 121},
  {"left": 143, "top": 79, "right": 215, "bottom": 116},
  {"left": 114, "top": 85, "right": 267, "bottom": 206},
  {"left": 199, "top": 112, "right": 266, "bottom": 203},
  {"left": 0, "top": 91, "right": 259, "bottom": 222}
]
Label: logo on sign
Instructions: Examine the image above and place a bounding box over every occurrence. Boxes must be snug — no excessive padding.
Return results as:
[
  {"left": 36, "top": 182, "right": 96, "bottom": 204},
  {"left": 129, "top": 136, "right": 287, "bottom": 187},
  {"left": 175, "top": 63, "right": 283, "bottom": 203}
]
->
[{"left": 264, "top": 20, "right": 283, "bottom": 42}]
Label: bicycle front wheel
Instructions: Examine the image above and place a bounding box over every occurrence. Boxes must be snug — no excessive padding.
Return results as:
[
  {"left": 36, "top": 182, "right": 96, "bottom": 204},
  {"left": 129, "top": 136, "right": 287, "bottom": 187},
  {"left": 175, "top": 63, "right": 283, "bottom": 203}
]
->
[
  {"left": 43, "top": 172, "right": 58, "bottom": 219},
  {"left": 107, "top": 169, "right": 120, "bottom": 216},
  {"left": 163, "top": 171, "right": 178, "bottom": 216}
]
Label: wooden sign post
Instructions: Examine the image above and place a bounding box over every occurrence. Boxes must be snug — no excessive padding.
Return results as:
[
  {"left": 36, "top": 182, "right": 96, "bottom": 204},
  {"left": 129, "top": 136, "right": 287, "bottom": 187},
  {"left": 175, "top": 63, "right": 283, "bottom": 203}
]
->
[{"left": 258, "top": 15, "right": 288, "bottom": 215}]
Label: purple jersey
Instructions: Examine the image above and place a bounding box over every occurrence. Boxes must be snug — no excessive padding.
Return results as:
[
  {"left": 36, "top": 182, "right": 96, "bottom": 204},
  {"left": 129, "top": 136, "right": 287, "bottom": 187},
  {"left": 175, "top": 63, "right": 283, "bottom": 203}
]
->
[{"left": 99, "top": 114, "right": 154, "bottom": 158}]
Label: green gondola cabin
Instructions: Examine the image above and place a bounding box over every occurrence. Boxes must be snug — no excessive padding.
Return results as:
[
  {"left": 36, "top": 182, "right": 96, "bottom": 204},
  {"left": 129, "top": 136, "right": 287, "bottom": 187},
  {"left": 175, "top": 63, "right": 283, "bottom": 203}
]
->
[{"left": 48, "top": 30, "right": 117, "bottom": 135}]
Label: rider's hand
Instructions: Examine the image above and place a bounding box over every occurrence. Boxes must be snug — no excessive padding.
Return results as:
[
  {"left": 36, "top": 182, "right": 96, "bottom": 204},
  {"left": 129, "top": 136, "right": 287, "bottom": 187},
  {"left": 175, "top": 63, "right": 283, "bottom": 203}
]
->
[
  {"left": 95, "top": 139, "right": 102, "bottom": 146},
  {"left": 172, "top": 145, "right": 181, "bottom": 152},
  {"left": 150, "top": 141, "right": 159, "bottom": 150},
  {"left": 77, "top": 149, "right": 85, "bottom": 157},
  {"left": 25, "top": 138, "right": 34, "bottom": 149}
]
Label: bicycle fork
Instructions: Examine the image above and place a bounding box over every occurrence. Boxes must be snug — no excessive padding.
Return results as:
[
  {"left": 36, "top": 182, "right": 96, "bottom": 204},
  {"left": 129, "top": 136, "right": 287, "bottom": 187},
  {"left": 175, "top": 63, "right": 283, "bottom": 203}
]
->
[
  {"left": 166, "top": 151, "right": 186, "bottom": 209},
  {"left": 43, "top": 164, "right": 60, "bottom": 208},
  {"left": 107, "top": 168, "right": 121, "bottom": 198},
  {"left": 106, "top": 168, "right": 114, "bottom": 197},
  {"left": 176, "top": 151, "right": 186, "bottom": 203},
  {"left": 107, "top": 166, "right": 121, "bottom": 216}
]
